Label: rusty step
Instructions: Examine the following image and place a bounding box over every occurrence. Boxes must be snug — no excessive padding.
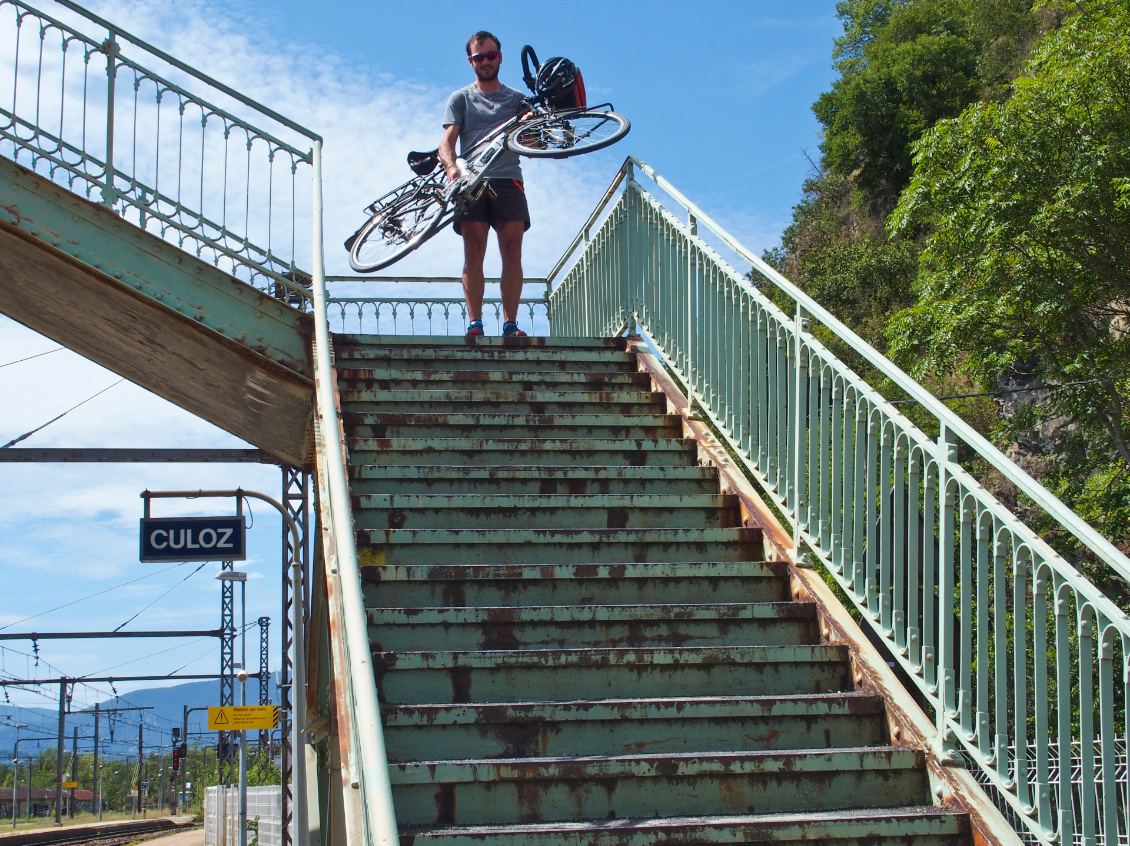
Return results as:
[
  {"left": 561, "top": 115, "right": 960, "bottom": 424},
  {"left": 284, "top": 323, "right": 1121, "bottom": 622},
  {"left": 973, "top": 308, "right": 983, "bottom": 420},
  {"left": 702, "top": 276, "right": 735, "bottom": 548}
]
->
[
  {"left": 373, "top": 644, "right": 851, "bottom": 705},
  {"left": 348, "top": 465, "right": 721, "bottom": 496},
  {"left": 352, "top": 494, "right": 740, "bottom": 530},
  {"left": 382, "top": 692, "right": 888, "bottom": 760},
  {"left": 355, "top": 527, "right": 764, "bottom": 566},
  {"left": 367, "top": 601, "right": 819, "bottom": 651},
  {"left": 387, "top": 747, "right": 929, "bottom": 826},
  {"left": 336, "top": 368, "right": 651, "bottom": 390},
  {"left": 331, "top": 335, "right": 968, "bottom": 846},
  {"left": 334, "top": 347, "right": 639, "bottom": 372},
  {"left": 363, "top": 562, "right": 787, "bottom": 607},
  {"left": 342, "top": 411, "right": 682, "bottom": 440},
  {"left": 345, "top": 437, "right": 698, "bottom": 467},
  {"left": 399, "top": 806, "right": 971, "bottom": 845},
  {"left": 335, "top": 335, "right": 628, "bottom": 350},
  {"left": 340, "top": 388, "right": 665, "bottom": 414}
]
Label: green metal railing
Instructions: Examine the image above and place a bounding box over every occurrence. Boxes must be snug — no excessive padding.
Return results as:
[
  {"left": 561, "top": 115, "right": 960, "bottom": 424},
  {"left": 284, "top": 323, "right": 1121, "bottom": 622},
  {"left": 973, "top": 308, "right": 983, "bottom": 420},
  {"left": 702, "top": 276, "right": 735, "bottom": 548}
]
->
[
  {"left": 548, "top": 156, "right": 1130, "bottom": 846},
  {"left": 0, "top": 0, "right": 314, "bottom": 300},
  {"left": 325, "top": 275, "right": 550, "bottom": 336}
]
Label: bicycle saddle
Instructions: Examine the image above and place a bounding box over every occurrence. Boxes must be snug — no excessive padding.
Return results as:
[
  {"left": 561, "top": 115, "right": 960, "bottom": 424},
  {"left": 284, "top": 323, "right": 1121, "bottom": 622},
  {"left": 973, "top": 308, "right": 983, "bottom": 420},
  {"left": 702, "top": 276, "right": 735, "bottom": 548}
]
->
[{"left": 407, "top": 149, "right": 440, "bottom": 176}]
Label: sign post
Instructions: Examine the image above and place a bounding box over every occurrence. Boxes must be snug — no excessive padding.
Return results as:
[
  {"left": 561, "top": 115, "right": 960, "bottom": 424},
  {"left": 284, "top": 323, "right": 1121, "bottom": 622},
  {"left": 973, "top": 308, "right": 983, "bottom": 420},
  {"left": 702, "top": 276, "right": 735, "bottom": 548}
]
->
[{"left": 139, "top": 488, "right": 305, "bottom": 846}]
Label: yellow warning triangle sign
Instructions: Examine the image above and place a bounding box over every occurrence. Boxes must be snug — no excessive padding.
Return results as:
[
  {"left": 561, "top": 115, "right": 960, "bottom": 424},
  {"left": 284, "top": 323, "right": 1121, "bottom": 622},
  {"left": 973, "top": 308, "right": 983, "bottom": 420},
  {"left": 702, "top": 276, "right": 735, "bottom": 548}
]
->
[{"left": 208, "top": 707, "right": 231, "bottom": 729}]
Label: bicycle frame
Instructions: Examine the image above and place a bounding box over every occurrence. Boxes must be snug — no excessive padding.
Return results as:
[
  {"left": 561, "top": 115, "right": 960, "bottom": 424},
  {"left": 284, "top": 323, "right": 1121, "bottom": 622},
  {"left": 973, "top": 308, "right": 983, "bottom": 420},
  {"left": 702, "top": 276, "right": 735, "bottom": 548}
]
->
[
  {"left": 345, "top": 95, "right": 625, "bottom": 273},
  {"left": 446, "top": 102, "right": 550, "bottom": 207}
]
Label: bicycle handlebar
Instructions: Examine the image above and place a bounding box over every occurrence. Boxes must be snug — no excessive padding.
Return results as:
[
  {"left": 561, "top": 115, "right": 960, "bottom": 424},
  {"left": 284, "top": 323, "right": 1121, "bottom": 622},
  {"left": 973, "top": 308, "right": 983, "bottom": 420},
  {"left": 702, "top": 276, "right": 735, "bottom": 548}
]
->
[{"left": 521, "top": 45, "right": 540, "bottom": 94}]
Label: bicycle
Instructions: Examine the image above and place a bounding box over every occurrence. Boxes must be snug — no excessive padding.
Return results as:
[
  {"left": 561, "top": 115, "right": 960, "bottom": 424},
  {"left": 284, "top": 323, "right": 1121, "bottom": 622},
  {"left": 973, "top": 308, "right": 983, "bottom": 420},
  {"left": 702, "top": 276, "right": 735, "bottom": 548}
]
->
[{"left": 345, "top": 46, "right": 630, "bottom": 273}]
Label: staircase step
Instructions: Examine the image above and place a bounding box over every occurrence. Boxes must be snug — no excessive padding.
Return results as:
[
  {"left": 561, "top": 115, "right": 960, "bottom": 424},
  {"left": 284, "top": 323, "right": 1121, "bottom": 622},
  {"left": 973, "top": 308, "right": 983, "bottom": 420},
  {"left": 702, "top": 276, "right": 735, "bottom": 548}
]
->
[
  {"left": 364, "top": 561, "right": 787, "bottom": 606},
  {"left": 330, "top": 336, "right": 966, "bottom": 844},
  {"left": 346, "top": 437, "right": 698, "bottom": 467},
  {"left": 400, "top": 806, "right": 970, "bottom": 845},
  {"left": 342, "top": 411, "right": 682, "bottom": 439},
  {"left": 368, "top": 601, "right": 818, "bottom": 650},
  {"left": 374, "top": 645, "right": 850, "bottom": 704},
  {"left": 337, "top": 368, "right": 651, "bottom": 389},
  {"left": 348, "top": 465, "right": 720, "bottom": 495},
  {"left": 341, "top": 389, "right": 665, "bottom": 414},
  {"left": 335, "top": 335, "right": 628, "bottom": 350},
  {"left": 353, "top": 494, "right": 739, "bottom": 529},
  {"left": 356, "top": 527, "right": 763, "bottom": 566},
  {"left": 388, "top": 748, "right": 928, "bottom": 825},
  {"left": 382, "top": 692, "right": 887, "bottom": 760},
  {"left": 335, "top": 347, "right": 639, "bottom": 372}
]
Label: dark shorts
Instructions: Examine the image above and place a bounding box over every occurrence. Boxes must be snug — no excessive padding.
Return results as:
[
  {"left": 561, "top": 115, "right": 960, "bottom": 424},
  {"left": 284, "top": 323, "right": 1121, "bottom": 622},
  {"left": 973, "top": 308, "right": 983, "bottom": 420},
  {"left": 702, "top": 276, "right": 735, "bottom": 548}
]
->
[{"left": 452, "top": 178, "right": 532, "bottom": 235}]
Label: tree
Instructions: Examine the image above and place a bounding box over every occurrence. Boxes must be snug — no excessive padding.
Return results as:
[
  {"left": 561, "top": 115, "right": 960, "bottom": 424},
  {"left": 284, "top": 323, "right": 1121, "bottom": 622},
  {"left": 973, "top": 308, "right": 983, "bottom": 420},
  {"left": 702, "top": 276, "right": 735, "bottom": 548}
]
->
[
  {"left": 887, "top": 0, "right": 1130, "bottom": 556},
  {"left": 815, "top": 0, "right": 979, "bottom": 211},
  {"left": 814, "top": 0, "right": 1039, "bottom": 213}
]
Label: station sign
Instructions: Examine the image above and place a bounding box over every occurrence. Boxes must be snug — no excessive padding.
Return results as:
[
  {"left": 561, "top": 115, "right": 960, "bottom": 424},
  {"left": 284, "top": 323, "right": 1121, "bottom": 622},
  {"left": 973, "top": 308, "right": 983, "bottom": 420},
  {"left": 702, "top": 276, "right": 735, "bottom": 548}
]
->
[
  {"left": 139, "top": 516, "right": 246, "bottom": 562},
  {"left": 62, "top": 781, "right": 78, "bottom": 789},
  {"left": 208, "top": 705, "right": 279, "bottom": 731}
]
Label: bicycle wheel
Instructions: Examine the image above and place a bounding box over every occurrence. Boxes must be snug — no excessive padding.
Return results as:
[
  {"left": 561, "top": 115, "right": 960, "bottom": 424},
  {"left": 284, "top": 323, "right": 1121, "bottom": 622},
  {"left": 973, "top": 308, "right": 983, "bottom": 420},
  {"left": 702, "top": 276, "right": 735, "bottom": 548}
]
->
[
  {"left": 348, "top": 180, "right": 450, "bottom": 272},
  {"left": 506, "top": 110, "right": 630, "bottom": 159}
]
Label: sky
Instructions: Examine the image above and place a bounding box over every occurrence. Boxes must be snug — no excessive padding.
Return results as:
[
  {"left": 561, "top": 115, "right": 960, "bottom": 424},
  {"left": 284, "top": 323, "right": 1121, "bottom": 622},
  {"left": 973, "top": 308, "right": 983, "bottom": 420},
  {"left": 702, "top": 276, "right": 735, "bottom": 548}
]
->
[{"left": 0, "top": 0, "right": 841, "bottom": 750}]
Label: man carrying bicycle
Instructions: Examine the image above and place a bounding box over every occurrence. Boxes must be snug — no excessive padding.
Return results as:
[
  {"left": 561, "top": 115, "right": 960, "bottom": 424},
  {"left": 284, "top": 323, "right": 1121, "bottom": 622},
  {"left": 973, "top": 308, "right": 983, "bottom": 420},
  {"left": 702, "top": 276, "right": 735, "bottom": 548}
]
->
[{"left": 438, "top": 31, "right": 531, "bottom": 338}]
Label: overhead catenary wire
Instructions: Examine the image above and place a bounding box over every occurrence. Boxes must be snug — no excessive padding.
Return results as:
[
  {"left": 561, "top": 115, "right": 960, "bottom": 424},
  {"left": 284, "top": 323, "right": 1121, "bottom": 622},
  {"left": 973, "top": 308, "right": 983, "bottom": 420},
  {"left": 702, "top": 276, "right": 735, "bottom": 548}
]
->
[
  {"left": 89, "top": 618, "right": 258, "bottom": 678},
  {"left": 113, "top": 562, "right": 209, "bottom": 632},
  {"left": 0, "top": 377, "right": 126, "bottom": 448},
  {"left": 0, "top": 347, "right": 63, "bottom": 368},
  {"left": 0, "top": 561, "right": 192, "bottom": 632}
]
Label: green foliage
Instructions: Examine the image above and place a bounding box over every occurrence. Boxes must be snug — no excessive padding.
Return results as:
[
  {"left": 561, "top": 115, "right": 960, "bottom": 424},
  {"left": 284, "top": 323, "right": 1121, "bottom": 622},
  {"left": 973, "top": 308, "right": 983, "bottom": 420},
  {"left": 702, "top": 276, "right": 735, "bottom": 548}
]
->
[
  {"left": 831, "top": 0, "right": 903, "bottom": 73},
  {"left": 888, "top": 0, "right": 1130, "bottom": 552},
  {"left": 814, "top": 0, "right": 1038, "bottom": 211},
  {"left": 770, "top": 172, "right": 919, "bottom": 348}
]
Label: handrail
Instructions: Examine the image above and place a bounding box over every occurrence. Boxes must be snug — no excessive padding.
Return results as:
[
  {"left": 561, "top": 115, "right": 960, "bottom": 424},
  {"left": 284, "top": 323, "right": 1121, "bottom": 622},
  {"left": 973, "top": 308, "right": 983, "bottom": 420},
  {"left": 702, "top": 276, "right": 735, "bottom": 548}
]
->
[
  {"left": 626, "top": 155, "right": 1130, "bottom": 585},
  {"left": 544, "top": 166, "right": 630, "bottom": 285},
  {"left": 309, "top": 142, "right": 399, "bottom": 845},
  {"left": 49, "top": 0, "right": 321, "bottom": 142},
  {"left": 1, "top": 0, "right": 317, "bottom": 299},
  {"left": 325, "top": 276, "right": 552, "bottom": 336},
  {"left": 547, "top": 156, "right": 1130, "bottom": 846}
]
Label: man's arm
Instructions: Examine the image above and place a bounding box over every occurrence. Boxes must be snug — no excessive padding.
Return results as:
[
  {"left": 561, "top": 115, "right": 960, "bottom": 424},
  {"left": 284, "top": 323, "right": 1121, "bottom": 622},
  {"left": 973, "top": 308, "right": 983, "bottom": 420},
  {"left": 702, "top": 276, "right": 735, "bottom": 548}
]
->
[{"left": 438, "top": 124, "right": 461, "bottom": 183}]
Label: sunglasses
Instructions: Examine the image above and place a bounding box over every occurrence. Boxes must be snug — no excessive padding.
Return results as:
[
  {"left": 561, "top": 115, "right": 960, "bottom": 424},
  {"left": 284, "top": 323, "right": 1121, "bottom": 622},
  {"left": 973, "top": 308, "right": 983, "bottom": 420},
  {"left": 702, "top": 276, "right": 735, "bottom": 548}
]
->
[{"left": 469, "top": 51, "right": 501, "bottom": 64}]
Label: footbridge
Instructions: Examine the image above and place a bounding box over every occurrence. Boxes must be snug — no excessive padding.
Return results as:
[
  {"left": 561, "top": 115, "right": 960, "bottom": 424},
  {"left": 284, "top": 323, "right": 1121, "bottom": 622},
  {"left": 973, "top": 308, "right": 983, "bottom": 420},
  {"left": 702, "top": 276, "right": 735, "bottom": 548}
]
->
[{"left": 3, "top": 3, "right": 1129, "bottom": 846}]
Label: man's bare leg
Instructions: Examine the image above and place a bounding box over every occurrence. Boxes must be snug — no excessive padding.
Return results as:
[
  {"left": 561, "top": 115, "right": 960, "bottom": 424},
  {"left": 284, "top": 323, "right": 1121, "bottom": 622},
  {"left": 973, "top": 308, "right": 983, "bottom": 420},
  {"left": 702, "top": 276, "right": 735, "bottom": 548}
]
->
[
  {"left": 460, "top": 221, "right": 490, "bottom": 323},
  {"left": 495, "top": 219, "right": 525, "bottom": 324}
]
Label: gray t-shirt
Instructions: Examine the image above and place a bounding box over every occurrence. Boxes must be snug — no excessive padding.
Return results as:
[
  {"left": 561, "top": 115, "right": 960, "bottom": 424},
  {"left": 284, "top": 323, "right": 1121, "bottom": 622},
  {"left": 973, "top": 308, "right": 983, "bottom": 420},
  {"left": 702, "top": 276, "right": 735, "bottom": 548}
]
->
[{"left": 443, "top": 83, "right": 527, "bottom": 182}]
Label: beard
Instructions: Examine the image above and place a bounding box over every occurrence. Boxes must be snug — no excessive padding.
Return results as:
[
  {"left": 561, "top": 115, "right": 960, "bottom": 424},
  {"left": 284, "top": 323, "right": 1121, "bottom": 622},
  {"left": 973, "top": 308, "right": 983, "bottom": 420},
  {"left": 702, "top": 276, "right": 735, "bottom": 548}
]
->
[{"left": 474, "top": 64, "right": 499, "bottom": 82}]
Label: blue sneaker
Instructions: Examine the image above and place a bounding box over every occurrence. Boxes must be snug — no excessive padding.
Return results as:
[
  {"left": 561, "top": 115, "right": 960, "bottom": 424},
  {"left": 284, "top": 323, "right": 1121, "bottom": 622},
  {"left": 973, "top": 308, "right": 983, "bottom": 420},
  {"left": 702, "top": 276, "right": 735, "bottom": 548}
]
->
[
  {"left": 502, "top": 321, "right": 527, "bottom": 337},
  {"left": 466, "top": 319, "right": 484, "bottom": 337}
]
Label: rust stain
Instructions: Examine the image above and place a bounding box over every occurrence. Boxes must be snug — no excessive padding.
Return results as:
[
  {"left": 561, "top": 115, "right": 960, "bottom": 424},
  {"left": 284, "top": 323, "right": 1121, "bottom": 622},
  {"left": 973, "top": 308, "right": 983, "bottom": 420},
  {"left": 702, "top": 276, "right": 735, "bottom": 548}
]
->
[
  {"left": 481, "top": 623, "right": 521, "bottom": 650},
  {"left": 606, "top": 507, "right": 629, "bottom": 529},
  {"left": 433, "top": 783, "right": 456, "bottom": 825},
  {"left": 514, "top": 782, "right": 544, "bottom": 823},
  {"left": 750, "top": 729, "right": 783, "bottom": 747},
  {"left": 450, "top": 667, "right": 472, "bottom": 703}
]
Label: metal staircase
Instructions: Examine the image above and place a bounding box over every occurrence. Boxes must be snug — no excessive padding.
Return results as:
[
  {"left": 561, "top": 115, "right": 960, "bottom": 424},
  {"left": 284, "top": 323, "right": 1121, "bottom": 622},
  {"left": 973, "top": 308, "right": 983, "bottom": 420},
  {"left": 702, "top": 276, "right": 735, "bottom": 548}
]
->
[
  {"left": 7, "top": 5, "right": 1130, "bottom": 846},
  {"left": 334, "top": 335, "right": 972, "bottom": 844}
]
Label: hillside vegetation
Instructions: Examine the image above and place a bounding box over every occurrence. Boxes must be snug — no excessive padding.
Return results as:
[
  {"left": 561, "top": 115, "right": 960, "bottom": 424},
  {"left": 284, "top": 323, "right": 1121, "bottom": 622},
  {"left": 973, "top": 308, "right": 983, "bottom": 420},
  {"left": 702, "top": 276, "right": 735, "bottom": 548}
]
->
[{"left": 768, "top": 0, "right": 1130, "bottom": 582}]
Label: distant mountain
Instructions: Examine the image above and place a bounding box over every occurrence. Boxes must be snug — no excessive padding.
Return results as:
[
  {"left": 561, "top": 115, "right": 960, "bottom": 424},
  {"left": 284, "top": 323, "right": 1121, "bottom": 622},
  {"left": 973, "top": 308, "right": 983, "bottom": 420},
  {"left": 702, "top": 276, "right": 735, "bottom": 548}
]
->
[{"left": 1, "top": 675, "right": 280, "bottom": 761}]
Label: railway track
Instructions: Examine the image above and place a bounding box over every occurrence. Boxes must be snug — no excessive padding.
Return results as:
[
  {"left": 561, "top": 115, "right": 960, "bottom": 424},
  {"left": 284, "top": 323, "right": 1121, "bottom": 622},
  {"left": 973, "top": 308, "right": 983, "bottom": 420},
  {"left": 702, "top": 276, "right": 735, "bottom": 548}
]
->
[{"left": 2, "top": 818, "right": 198, "bottom": 846}]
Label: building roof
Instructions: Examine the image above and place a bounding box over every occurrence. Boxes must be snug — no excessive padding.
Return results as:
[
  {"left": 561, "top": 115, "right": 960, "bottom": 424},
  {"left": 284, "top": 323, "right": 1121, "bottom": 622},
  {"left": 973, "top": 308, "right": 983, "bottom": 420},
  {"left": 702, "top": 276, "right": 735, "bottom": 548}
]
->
[{"left": 0, "top": 788, "right": 95, "bottom": 801}]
